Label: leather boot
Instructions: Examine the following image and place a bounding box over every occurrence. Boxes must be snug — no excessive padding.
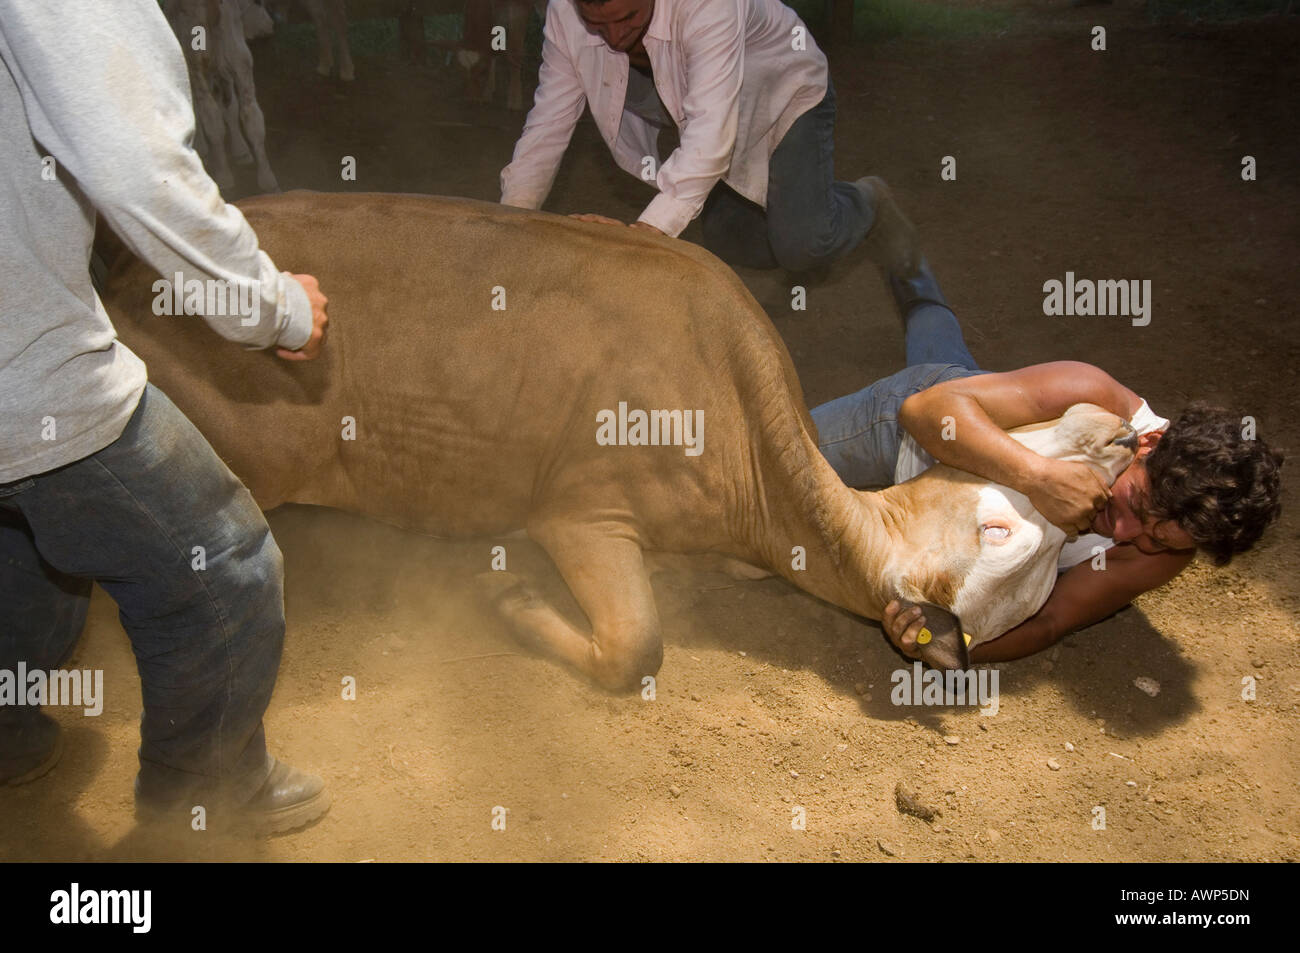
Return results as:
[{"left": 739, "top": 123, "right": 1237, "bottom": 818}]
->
[
  {"left": 135, "top": 757, "right": 330, "bottom": 835},
  {"left": 241, "top": 759, "right": 331, "bottom": 834},
  {"left": 857, "top": 176, "right": 921, "bottom": 279},
  {"left": 887, "top": 256, "right": 949, "bottom": 318}
]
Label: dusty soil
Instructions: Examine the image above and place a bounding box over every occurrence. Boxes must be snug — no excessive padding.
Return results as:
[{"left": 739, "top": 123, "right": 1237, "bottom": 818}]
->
[{"left": 3, "top": 1, "right": 1297, "bottom": 862}]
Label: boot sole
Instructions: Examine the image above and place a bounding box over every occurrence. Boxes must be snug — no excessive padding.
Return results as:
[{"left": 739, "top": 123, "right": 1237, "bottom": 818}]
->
[
  {"left": 134, "top": 787, "right": 331, "bottom": 836},
  {"left": 252, "top": 786, "right": 332, "bottom": 835}
]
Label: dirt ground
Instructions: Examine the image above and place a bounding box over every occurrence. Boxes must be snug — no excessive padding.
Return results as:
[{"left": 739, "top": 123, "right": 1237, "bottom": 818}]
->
[{"left": 2, "top": 0, "right": 1297, "bottom": 862}]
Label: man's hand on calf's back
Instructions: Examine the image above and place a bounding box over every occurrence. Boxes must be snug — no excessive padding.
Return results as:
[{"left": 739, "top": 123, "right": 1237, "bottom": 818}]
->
[
  {"left": 569, "top": 212, "right": 626, "bottom": 227},
  {"left": 276, "top": 274, "right": 329, "bottom": 361},
  {"left": 566, "top": 214, "right": 666, "bottom": 236}
]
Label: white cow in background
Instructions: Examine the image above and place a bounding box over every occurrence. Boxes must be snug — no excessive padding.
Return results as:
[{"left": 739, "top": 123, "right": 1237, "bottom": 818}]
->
[{"left": 163, "top": 0, "right": 280, "bottom": 194}]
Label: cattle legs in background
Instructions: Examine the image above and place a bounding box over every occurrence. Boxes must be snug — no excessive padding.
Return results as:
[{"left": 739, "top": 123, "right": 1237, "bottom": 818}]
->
[
  {"left": 239, "top": 0, "right": 277, "bottom": 39},
  {"left": 262, "top": 1, "right": 540, "bottom": 108},
  {"left": 290, "top": 0, "right": 425, "bottom": 80},
  {"left": 458, "top": 0, "right": 534, "bottom": 111},
  {"left": 398, "top": 2, "right": 427, "bottom": 64},
  {"left": 163, "top": 0, "right": 280, "bottom": 195},
  {"left": 296, "top": 0, "right": 358, "bottom": 80}
]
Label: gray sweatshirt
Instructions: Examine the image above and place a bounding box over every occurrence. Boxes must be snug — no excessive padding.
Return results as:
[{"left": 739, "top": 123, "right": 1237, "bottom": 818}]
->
[{"left": 0, "top": 0, "right": 312, "bottom": 483}]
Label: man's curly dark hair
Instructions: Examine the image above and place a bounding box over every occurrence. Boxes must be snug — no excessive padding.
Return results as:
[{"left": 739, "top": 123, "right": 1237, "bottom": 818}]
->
[{"left": 1146, "top": 402, "right": 1284, "bottom": 566}]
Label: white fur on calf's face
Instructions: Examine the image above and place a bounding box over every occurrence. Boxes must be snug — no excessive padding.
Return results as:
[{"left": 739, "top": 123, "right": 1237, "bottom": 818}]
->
[
  {"left": 917, "top": 404, "right": 1137, "bottom": 646},
  {"left": 953, "top": 483, "right": 1062, "bottom": 646}
]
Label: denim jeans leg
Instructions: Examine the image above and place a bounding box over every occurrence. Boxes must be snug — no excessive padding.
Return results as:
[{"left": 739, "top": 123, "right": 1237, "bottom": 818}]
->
[
  {"left": 10, "top": 384, "right": 282, "bottom": 803},
  {"left": 904, "top": 302, "right": 981, "bottom": 370},
  {"left": 0, "top": 503, "right": 91, "bottom": 770},
  {"left": 812, "top": 364, "right": 989, "bottom": 487},
  {"left": 699, "top": 180, "right": 778, "bottom": 269},
  {"left": 765, "top": 82, "right": 874, "bottom": 272}
]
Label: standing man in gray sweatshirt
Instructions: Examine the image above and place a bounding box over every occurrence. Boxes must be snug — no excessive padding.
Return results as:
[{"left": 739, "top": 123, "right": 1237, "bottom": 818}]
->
[{"left": 0, "top": 0, "right": 330, "bottom": 833}]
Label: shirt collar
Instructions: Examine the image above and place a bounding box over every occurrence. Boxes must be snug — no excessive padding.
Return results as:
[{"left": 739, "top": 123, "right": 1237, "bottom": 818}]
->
[
  {"left": 645, "top": 0, "right": 671, "bottom": 42},
  {"left": 574, "top": 0, "right": 672, "bottom": 47}
]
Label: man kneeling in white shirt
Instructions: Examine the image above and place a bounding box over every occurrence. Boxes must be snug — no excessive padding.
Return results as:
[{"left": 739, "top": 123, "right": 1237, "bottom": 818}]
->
[{"left": 500, "top": 0, "right": 921, "bottom": 275}]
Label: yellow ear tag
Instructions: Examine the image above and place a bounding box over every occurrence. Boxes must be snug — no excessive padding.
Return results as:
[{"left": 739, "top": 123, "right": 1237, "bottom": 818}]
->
[
  {"left": 963, "top": 633, "right": 972, "bottom": 645},
  {"left": 916, "top": 628, "right": 932, "bottom": 645}
]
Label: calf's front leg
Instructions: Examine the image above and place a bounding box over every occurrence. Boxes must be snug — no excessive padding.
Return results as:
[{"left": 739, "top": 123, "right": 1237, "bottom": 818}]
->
[{"left": 479, "top": 521, "right": 663, "bottom": 693}]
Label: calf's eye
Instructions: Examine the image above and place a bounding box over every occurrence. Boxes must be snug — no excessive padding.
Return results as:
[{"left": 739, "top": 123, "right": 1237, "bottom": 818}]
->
[{"left": 980, "top": 523, "right": 1012, "bottom": 542}]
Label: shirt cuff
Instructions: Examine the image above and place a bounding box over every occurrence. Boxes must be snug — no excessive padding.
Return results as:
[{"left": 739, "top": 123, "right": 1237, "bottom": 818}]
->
[
  {"left": 638, "top": 192, "right": 700, "bottom": 239},
  {"left": 274, "top": 273, "right": 314, "bottom": 351},
  {"left": 500, "top": 189, "right": 544, "bottom": 210}
]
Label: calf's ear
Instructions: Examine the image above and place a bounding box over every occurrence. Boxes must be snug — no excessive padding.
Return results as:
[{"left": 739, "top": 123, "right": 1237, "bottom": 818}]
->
[{"left": 896, "top": 599, "right": 969, "bottom": 670}]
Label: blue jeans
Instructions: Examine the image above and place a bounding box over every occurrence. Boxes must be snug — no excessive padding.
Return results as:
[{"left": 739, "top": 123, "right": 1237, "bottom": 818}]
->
[
  {"left": 0, "top": 384, "right": 281, "bottom": 803},
  {"left": 700, "top": 81, "right": 873, "bottom": 271},
  {"left": 812, "top": 303, "right": 988, "bottom": 487}
]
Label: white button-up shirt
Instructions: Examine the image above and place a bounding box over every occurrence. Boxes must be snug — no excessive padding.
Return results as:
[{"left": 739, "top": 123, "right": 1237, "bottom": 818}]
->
[{"left": 499, "top": 0, "right": 829, "bottom": 237}]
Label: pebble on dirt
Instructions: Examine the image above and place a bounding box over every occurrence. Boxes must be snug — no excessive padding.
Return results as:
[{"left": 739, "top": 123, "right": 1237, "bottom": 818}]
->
[
  {"left": 1133, "top": 676, "right": 1161, "bottom": 697},
  {"left": 894, "top": 781, "right": 938, "bottom": 822}
]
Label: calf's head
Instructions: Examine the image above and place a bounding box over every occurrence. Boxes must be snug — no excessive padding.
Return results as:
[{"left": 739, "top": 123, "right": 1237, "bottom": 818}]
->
[{"left": 876, "top": 404, "right": 1137, "bottom": 667}]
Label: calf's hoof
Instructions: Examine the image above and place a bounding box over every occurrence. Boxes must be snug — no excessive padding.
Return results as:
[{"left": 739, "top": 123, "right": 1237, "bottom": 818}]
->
[
  {"left": 473, "top": 571, "right": 552, "bottom": 654},
  {"left": 475, "top": 570, "right": 535, "bottom": 611}
]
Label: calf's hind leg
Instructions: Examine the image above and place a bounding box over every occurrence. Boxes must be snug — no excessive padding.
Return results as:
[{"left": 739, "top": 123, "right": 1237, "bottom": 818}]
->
[{"left": 479, "top": 522, "right": 663, "bottom": 693}]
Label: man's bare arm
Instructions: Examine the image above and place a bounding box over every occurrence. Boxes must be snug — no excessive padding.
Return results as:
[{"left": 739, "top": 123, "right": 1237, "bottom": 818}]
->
[
  {"left": 899, "top": 361, "right": 1144, "bottom": 533},
  {"left": 967, "top": 545, "right": 1194, "bottom": 663}
]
